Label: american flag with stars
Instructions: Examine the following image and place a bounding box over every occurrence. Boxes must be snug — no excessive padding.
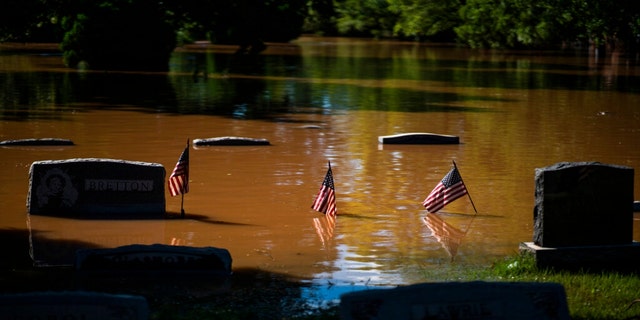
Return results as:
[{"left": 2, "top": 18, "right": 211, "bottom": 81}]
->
[
  {"left": 423, "top": 166, "right": 467, "bottom": 213},
  {"left": 311, "top": 162, "right": 337, "bottom": 223},
  {"left": 168, "top": 142, "right": 189, "bottom": 197}
]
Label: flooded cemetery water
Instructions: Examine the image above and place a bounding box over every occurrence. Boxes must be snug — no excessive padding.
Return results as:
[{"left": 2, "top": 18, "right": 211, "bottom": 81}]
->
[{"left": 1, "top": 37, "right": 640, "bottom": 301}]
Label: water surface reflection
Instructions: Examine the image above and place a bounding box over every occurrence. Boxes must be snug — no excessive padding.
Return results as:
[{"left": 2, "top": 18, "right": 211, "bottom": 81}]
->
[{"left": 1, "top": 39, "right": 640, "bottom": 297}]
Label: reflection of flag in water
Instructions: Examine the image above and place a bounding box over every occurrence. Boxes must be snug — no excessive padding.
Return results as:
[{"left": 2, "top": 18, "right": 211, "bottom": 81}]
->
[
  {"left": 169, "top": 142, "right": 189, "bottom": 197},
  {"left": 423, "top": 166, "right": 467, "bottom": 213},
  {"left": 313, "top": 217, "right": 334, "bottom": 247},
  {"left": 423, "top": 213, "right": 467, "bottom": 260}
]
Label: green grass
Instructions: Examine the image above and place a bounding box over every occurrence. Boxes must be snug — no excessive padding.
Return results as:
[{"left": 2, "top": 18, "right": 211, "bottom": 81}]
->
[{"left": 462, "top": 254, "right": 640, "bottom": 320}]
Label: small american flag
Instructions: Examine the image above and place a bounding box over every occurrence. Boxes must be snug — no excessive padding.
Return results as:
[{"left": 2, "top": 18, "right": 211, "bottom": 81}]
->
[
  {"left": 423, "top": 166, "right": 467, "bottom": 213},
  {"left": 168, "top": 142, "right": 189, "bottom": 197},
  {"left": 311, "top": 162, "right": 337, "bottom": 221}
]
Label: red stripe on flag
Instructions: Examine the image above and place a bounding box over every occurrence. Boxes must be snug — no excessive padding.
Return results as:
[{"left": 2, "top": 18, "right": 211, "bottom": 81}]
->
[{"left": 423, "top": 167, "right": 467, "bottom": 213}]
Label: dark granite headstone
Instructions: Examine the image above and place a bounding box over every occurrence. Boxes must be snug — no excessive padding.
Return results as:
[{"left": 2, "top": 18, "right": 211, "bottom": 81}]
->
[
  {"left": 0, "top": 291, "right": 148, "bottom": 319},
  {"left": 27, "top": 158, "right": 165, "bottom": 217},
  {"left": 533, "top": 162, "right": 634, "bottom": 247},
  {"left": 340, "top": 281, "right": 570, "bottom": 320},
  {"left": 76, "top": 244, "right": 232, "bottom": 276}
]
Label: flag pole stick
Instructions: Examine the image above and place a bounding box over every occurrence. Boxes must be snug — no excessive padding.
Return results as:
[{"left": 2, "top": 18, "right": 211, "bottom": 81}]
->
[
  {"left": 180, "top": 193, "right": 185, "bottom": 218},
  {"left": 181, "top": 138, "right": 189, "bottom": 218},
  {"left": 452, "top": 160, "right": 478, "bottom": 214}
]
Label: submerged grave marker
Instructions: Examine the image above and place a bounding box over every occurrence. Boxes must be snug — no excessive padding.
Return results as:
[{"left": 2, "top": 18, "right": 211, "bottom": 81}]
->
[
  {"left": 521, "top": 161, "right": 640, "bottom": 271},
  {"left": 193, "top": 136, "right": 270, "bottom": 146},
  {"left": 26, "top": 158, "right": 167, "bottom": 266},
  {"left": 0, "top": 138, "right": 74, "bottom": 146},
  {"left": 340, "top": 281, "right": 570, "bottom": 320},
  {"left": 27, "top": 158, "right": 166, "bottom": 218},
  {"left": 378, "top": 132, "right": 460, "bottom": 144}
]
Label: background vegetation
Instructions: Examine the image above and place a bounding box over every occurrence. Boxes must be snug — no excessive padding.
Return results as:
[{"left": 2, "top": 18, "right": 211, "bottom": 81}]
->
[{"left": 1, "top": 0, "right": 639, "bottom": 70}]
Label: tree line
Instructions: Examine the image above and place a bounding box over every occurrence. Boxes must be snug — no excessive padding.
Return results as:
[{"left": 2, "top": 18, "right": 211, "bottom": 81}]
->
[{"left": 2, "top": 0, "right": 638, "bottom": 70}]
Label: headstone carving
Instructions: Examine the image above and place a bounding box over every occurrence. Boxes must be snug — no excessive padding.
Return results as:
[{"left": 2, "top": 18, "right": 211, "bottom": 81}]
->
[
  {"left": 27, "top": 158, "right": 165, "bottom": 217},
  {"left": 76, "top": 244, "right": 232, "bottom": 276},
  {"left": 533, "top": 161, "right": 633, "bottom": 247},
  {"left": 0, "top": 291, "right": 148, "bottom": 320},
  {"left": 340, "top": 281, "right": 570, "bottom": 320}
]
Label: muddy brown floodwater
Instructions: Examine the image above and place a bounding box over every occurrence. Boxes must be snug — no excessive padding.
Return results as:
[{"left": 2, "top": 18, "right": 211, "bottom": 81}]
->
[{"left": 1, "top": 37, "right": 640, "bottom": 302}]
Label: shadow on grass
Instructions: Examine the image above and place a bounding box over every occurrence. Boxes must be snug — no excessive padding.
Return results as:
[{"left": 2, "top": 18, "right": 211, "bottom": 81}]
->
[{"left": 0, "top": 228, "right": 339, "bottom": 319}]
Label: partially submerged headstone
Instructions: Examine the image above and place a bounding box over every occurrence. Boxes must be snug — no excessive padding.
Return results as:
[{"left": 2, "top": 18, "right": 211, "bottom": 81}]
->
[
  {"left": 0, "top": 291, "right": 148, "bottom": 320},
  {"left": 533, "top": 161, "right": 633, "bottom": 247},
  {"left": 193, "top": 136, "right": 270, "bottom": 146},
  {"left": 76, "top": 244, "right": 232, "bottom": 276},
  {"left": 0, "top": 138, "right": 74, "bottom": 146},
  {"left": 340, "top": 281, "right": 570, "bottom": 320},
  {"left": 27, "top": 158, "right": 165, "bottom": 217},
  {"left": 378, "top": 132, "right": 459, "bottom": 144},
  {"left": 521, "top": 161, "right": 639, "bottom": 271}
]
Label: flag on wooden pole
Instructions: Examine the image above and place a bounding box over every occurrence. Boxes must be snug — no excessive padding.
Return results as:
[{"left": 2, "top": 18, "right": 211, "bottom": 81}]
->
[
  {"left": 169, "top": 140, "right": 189, "bottom": 197},
  {"left": 311, "top": 161, "right": 337, "bottom": 226},
  {"left": 422, "top": 165, "right": 467, "bottom": 213}
]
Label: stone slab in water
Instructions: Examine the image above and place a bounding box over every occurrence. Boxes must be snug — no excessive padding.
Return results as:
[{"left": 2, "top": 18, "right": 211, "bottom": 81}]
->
[
  {"left": 0, "top": 291, "right": 148, "bottom": 320},
  {"left": 193, "top": 136, "right": 270, "bottom": 146},
  {"left": 533, "top": 162, "right": 634, "bottom": 247},
  {"left": 27, "top": 158, "right": 165, "bottom": 217},
  {"left": 76, "top": 243, "right": 232, "bottom": 276},
  {"left": 340, "top": 281, "right": 569, "bottom": 320},
  {"left": 520, "top": 241, "right": 640, "bottom": 272},
  {"left": 0, "top": 138, "right": 74, "bottom": 146},
  {"left": 378, "top": 132, "right": 459, "bottom": 144}
]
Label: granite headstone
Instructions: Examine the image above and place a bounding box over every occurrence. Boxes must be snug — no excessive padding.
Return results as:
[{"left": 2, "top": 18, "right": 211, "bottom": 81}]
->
[
  {"left": 533, "top": 162, "right": 634, "bottom": 247},
  {"left": 27, "top": 158, "right": 166, "bottom": 217}
]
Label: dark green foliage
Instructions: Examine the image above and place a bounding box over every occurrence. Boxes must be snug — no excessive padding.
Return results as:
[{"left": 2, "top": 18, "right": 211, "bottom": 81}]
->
[
  {"left": 333, "top": 0, "right": 399, "bottom": 38},
  {"left": 59, "top": 0, "right": 177, "bottom": 71},
  {"left": 0, "top": 0, "right": 66, "bottom": 42},
  {"left": 2, "top": 0, "right": 640, "bottom": 65},
  {"left": 388, "top": 0, "right": 462, "bottom": 41},
  {"left": 304, "top": 0, "right": 338, "bottom": 35},
  {"left": 2, "top": 0, "right": 306, "bottom": 71}
]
